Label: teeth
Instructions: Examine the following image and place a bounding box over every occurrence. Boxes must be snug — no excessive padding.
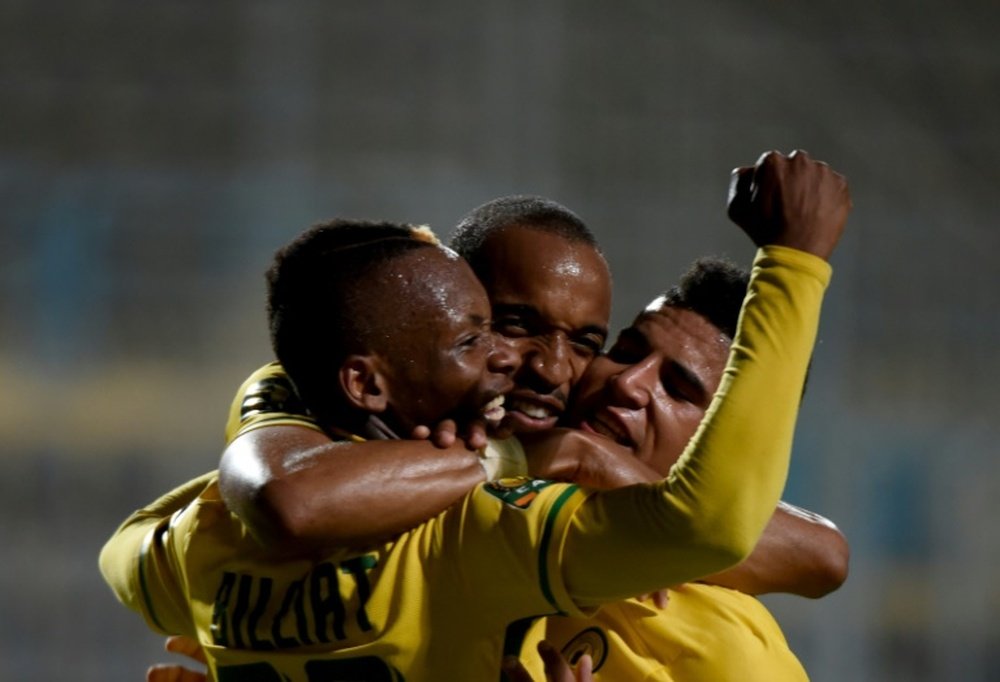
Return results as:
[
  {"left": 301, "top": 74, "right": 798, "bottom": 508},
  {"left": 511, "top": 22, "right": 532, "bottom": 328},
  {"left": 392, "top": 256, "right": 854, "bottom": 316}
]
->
[
  {"left": 481, "top": 395, "right": 506, "bottom": 422},
  {"left": 508, "top": 399, "right": 554, "bottom": 420}
]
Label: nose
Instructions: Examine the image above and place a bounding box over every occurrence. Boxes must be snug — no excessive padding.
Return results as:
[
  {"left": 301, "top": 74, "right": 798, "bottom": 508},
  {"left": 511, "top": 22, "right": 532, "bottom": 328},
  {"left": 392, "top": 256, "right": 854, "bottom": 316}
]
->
[
  {"left": 607, "top": 355, "right": 658, "bottom": 410},
  {"left": 487, "top": 333, "right": 521, "bottom": 377},
  {"left": 525, "top": 334, "right": 573, "bottom": 390}
]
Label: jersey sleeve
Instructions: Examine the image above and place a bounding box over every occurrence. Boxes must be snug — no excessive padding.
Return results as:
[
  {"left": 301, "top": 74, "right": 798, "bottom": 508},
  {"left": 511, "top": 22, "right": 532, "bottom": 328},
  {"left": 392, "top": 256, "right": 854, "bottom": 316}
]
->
[
  {"left": 554, "top": 246, "right": 832, "bottom": 606},
  {"left": 436, "top": 478, "right": 595, "bottom": 621},
  {"left": 224, "top": 362, "right": 321, "bottom": 444},
  {"left": 98, "top": 472, "right": 216, "bottom": 636}
]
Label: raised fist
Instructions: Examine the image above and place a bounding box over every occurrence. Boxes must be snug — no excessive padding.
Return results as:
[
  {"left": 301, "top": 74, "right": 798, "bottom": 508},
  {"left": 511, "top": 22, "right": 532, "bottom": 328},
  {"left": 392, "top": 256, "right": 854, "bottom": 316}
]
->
[{"left": 727, "top": 150, "right": 851, "bottom": 261}]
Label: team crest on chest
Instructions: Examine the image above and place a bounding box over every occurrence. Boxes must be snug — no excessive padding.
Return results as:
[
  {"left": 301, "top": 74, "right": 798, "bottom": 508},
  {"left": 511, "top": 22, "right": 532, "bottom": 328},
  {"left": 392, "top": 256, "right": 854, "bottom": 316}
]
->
[
  {"left": 561, "top": 627, "right": 608, "bottom": 671},
  {"left": 484, "top": 477, "right": 554, "bottom": 509}
]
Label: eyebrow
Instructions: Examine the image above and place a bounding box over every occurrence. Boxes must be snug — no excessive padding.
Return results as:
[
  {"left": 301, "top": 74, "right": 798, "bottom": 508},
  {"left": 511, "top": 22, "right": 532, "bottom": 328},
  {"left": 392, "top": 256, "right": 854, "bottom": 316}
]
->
[
  {"left": 615, "top": 326, "right": 646, "bottom": 347},
  {"left": 622, "top": 321, "right": 710, "bottom": 399},
  {"left": 492, "top": 303, "right": 538, "bottom": 317},
  {"left": 577, "top": 324, "right": 609, "bottom": 340},
  {"left": 494, "top": 303, "right": 608, "bottom": 338}
]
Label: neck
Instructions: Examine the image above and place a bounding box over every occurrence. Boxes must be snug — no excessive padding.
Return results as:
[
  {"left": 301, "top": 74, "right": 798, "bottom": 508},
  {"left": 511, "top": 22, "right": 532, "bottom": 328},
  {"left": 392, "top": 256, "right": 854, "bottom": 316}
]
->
[{"left": 361, "top": 414, "right": 401, "bottom": 440}]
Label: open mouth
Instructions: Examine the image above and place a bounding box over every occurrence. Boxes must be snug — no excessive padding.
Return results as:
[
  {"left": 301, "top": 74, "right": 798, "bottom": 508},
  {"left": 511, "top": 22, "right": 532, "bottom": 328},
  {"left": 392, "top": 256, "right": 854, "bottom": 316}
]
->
[
  {"left": 506, "top": 397, "right": 558, "bottom": 421},
  {"left": 480, "top": 394, "right": 507, "bottom": 425},
  {"left": 587, "top": 412, "right": 634, "bottom": 448}
]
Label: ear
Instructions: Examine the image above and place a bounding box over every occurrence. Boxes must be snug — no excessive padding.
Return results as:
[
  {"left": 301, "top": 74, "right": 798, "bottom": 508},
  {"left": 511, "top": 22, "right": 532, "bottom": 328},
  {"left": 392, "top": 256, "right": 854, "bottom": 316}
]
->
[{"left": 339, "top": 355, "right": 389, "bottom": 413}]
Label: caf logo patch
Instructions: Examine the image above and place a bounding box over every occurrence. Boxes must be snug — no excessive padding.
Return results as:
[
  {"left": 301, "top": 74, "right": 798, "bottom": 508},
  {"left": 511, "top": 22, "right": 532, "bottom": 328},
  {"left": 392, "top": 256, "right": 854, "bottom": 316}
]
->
[
  {"left": 561, "top": 627, "right": 608, "bottom": 671},
  {"left": 484, "top": 477, "right": 555, "bottom": 509}
]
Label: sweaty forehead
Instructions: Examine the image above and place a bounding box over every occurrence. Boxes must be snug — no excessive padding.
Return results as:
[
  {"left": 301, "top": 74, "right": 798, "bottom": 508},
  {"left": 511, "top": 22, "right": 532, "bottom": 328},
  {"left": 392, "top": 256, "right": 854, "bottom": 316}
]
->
[
  {"left": 376, "top": 247, "right": 487, "bottom": 315},
  {"left": 477, "top": 226, "right": 612, "bottom": 324},
  {"left": 633, "top": 306, "right": 731, "bottom": 359}
]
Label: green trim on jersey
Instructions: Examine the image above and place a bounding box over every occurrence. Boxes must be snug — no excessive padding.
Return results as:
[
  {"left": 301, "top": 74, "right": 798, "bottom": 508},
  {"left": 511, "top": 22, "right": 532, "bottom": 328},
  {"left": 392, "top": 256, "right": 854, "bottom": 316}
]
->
[
  {"left": 139, "top": 527, "right": 165, "bottom": 632},
  {"left": 538, "top": 485, "right": 580, "bottom": 613}
]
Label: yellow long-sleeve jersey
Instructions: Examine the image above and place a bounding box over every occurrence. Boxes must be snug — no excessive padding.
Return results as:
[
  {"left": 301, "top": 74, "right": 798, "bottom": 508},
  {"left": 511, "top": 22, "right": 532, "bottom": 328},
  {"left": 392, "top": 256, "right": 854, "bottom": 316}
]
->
[
  {"left": 525, "top": 584, "right": 808, "bottom": 681},
  {"left": 99, "top": 246, "right": 830, "bottom": 681}
]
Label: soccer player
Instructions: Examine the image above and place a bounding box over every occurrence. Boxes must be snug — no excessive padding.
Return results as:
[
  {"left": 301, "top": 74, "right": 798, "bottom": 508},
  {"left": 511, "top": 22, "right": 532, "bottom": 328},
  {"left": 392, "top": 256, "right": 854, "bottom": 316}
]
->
[
  {"left": 517, "top": 257, "right": 825, "bottom": 680},
  {"left": 101, "top": 151, "right": 848, "bottom": 680},
  {"left": 150, "top": 258, "right": 839, "bottom": 682},
  {"left": 219, "top": 188, "right": 845, "bottom": 597},
  {"left": 216, "top": 194, "right": 614, "bottom": 551}
]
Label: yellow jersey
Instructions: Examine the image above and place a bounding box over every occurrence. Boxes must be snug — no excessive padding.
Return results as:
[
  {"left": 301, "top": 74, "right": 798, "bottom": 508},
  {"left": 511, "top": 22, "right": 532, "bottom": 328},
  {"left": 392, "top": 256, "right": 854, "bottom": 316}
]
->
[
  {"left": 223, "top": 360, "right": 322, "bottom": 442},
  {"left": 99, "top": 245, "right": 831, "bottom": 680},
  {"left": 528, "top": 584, "right": 808, "bottom": 681}
]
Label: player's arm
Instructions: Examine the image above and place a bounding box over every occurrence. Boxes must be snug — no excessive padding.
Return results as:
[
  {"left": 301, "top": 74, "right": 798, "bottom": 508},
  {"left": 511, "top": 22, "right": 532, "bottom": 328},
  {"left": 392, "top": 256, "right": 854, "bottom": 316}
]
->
[
  {"left": 698, "top": 501, "right": 849, "bottom": 597},
  {"left": 215, "top": 363, "right": 517, "bottom": 553},
  {"left": 555, "top": 245, "right": 828, "bottom": 604},
  {"left": 219, "top": 425, "right": 491, "bottom": 552},
  {"left": 98, "top": 474, "right": 213, "bottom": 636},
  {"left": 557, "top": 151, "right": 850, "bottom": 604},
  {"left": 526, "top": 431, "right": 849, "bottom": 597},
  {"left": 521, "top": 427, "right": 659, "bottom": 488},
  {"left": 466, "top": 244, "right": 834, "bottom": 617}
]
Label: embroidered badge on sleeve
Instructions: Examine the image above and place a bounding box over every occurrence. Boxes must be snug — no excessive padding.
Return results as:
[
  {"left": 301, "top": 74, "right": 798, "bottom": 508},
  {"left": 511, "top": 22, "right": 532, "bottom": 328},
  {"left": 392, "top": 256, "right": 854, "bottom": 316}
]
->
[{"left": 483, "top": 478, "right": 556, "bottom": 509}]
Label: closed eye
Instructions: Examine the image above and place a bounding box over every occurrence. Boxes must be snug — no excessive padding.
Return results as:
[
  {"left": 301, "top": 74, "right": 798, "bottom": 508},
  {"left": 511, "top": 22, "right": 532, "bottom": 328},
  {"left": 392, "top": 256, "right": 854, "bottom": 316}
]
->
[
  {"left": 493, "top": 317, "right": 531, "bottom": 337},
  {"left": 662, "top": 362, "right": 710, "bottom": 405},
  {"left": 571, "top": 330, "right": 607, "bottom": 356}
]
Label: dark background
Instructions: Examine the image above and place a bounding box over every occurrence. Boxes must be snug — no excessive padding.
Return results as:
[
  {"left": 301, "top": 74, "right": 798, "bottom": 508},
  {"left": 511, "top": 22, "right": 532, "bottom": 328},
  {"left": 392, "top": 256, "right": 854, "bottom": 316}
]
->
[{"left": 2, "top": 1, "right": 998, "bottom": 680}]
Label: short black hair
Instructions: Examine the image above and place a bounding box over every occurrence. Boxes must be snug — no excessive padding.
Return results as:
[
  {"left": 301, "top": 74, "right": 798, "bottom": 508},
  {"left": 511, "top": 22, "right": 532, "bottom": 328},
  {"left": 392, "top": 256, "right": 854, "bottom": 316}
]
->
[
  {"left": 661, "top": 256, "right": 813, "bottom": 395},
  {"left": 660, "top": 257, "right": 750, "bottom": 340},
  {"left": 266, "top": 219, "right": 439, "bottom": 424},
  {"left": 449, "top": 195, "right": 599, "bottom": 275}
]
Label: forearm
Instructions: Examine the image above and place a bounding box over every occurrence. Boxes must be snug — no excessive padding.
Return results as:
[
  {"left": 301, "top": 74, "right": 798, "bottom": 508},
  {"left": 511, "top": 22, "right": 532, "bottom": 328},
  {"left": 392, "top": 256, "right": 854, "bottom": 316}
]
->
[
  {"left": 219, "top": 426, "right": 487, "bottom": 552},
  {"left": 99, "top": 475, "right": 213, "bottom": 635},
  {"left": 523, "top": 429, "right": 660, "bottom": 489},
  {"left": 98, "top": 471, "right": 215, "bottom": 594},
  {"left": 100, "top": 515, "right": 161, "bottom": 615},
  {"left": 699, "top": 500, "right": 849, "bottom": 597},
  {"left": 528, "top": 432, "right": 849, "bottom": 598},
  {"left": 561, "top": 248, "right": 831, "bottom": 604}
]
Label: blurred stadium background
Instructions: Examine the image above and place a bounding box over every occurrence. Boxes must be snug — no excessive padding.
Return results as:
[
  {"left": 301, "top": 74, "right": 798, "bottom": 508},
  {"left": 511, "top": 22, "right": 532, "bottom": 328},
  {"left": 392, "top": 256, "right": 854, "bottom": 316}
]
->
[{"left": 2, "top": 1, "right": 998, "bottom": 680}]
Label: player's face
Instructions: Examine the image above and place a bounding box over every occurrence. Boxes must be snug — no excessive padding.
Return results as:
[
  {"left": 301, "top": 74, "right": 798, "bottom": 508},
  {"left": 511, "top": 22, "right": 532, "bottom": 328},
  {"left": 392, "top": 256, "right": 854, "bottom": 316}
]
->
[
  {"left": 378, "top": 249, "right": 518, "bottom": 435},
  {"left": 566, "top": 301, "right": 730, "bottom": 476},
  {"left": 475, "top": 226, "right": 611, "bottom": 434}
]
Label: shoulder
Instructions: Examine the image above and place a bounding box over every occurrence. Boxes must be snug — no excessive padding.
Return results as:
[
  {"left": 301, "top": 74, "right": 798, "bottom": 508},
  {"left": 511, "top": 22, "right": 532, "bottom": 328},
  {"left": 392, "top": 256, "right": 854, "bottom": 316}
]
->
[{"left": 224, "top": 362, "right": 320, "bottom": 443}]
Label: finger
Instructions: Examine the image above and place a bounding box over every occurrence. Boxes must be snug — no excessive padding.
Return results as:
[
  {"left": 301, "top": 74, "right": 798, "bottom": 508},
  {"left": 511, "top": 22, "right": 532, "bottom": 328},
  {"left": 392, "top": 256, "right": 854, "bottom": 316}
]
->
[
  {"left": 432, "top": 431, "right": 457, "bottom": 448},
  {"left": 652, "top": 588, "right": 670, "bottom": 609},
  {"left": 165, "top": 635, "right": 207, "bottom": 664},
  {"left": 465, "top": 421, "right": 489, "bottom": 451},
  {"left": 726, "top": 166, "right": 755, "bottom": 225},
  {"left": 501, "top": 655, "right": 536, "bottom": 682},
  {"left": 147, "top": 665, "right": 207, "bottom": 682},
  {"left": 538, "top": 640, "right": 577, "bottom": 681},
  {"left": 754, "top": 149, "right": 783, "bottom": 166},
  {"left": 410, "top": 425, "right": 431, "bottom": 440},
  {"left": 576, "top": 653, "right": 594, "bottom": 682},
  {"left": 431, "top": 420, "right": 458, "bottom": 448},
  {"left": 147, "top": 665, "right": 178, "bottom": 682},
  {"left": 831, "top": 168, "right": 852, "bottom": 206}
]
